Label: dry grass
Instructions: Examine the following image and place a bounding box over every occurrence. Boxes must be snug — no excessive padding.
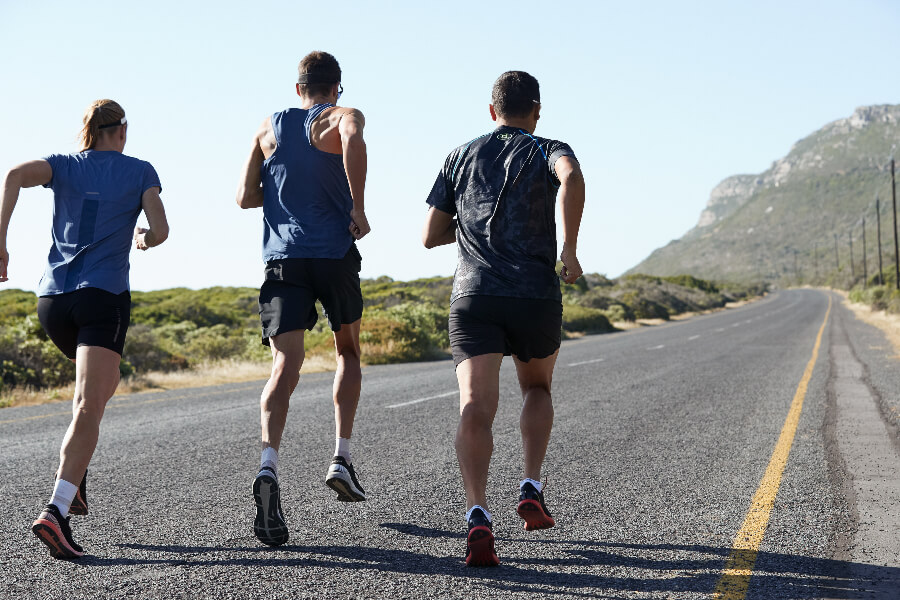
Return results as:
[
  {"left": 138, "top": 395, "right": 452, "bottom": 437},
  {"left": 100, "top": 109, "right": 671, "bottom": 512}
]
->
[
  {"left": 0, "top": 355, "right": 337, "bottom": 409},
  {"left": 837, "top": 290, "right": 900, "bottom": 358}
]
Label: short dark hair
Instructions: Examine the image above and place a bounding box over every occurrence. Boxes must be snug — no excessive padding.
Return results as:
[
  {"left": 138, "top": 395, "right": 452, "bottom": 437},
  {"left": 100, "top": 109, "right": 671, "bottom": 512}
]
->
[
  {"left": 297, "top": 51, "right": 341, "bottom": 97},
  {"left": 491, "top": 71, "right": 540, "bottom": 119}
]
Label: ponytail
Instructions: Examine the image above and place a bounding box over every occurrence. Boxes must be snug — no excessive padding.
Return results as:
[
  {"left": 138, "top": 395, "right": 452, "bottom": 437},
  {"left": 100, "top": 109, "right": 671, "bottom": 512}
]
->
[{"left": 78, "top": 99, "right": 125, "bottom": 151}]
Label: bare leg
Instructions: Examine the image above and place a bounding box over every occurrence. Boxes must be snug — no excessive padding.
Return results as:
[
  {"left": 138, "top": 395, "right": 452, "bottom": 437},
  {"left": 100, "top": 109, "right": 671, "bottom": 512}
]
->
[
  {"left": 514, "top": 349, "right": 559, "bottom": 482},
  {"left": 260, "top": 330, "right": 305, "bottom": 452},
  {"left": 57, "top": 346, "right": 121, "bottom": 485},
  {"left": 332, "top": 320, "right": 361, "bottom": 440},
  {"left": 455, "top": 354, "right": 503, "bottom": 511}
]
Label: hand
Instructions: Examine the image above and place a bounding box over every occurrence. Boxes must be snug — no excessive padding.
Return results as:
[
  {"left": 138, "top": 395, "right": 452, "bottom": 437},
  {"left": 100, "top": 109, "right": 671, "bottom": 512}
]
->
[
  {"left": 559, "top": 245, "right": 582, "bottom": 284},
  {"left": 133, "top": 226, "right": 150, "bottom": 251},
  {"left": 349, "top": 209, "right": 371, "bottom": 240},
  {"left": 0, "top": 246, "right": 8, "bottom": 282}
]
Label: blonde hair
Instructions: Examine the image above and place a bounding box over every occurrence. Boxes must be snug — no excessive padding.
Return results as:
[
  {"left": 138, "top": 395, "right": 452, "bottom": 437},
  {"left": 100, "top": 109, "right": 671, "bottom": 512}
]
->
[{"left": 78, "top": 99, "right": 126, "bottom": 151}]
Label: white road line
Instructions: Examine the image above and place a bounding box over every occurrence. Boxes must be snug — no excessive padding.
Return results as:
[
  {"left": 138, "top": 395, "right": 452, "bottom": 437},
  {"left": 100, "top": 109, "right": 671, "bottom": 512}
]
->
[
  {"left": 715, "top": 328, "right": 725, "bottom": 332},
  {"left": 387, "top": 391, "right": 458, "bottom": 409},
  {"left": 567, "top": 358, "right": 605, "bottom": 367},
  {"left": 732, "top": 323, "right": 741, "bottom": 328},
  {"left": 648, "top": 345, "right": 665, "bottom": 350},
  {"left": 688, "top": 335, "right": 701, "bottom": 341}
]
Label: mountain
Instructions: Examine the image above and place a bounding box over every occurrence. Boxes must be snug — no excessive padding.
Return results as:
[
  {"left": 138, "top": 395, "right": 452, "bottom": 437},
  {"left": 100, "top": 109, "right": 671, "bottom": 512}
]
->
[{"left": 628, "top": 105, "right": 900, "bottom": 285}]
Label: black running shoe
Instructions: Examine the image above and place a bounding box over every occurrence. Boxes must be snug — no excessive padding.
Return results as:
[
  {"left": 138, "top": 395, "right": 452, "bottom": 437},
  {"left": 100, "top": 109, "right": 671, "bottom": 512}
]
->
[
  {"left": 465, "top": 507, "right": 499, "bottom": 567},
  {"left": 252, "top": 467, "right": 288, "bottom": 546},
  {"left": 517, "top": 481, "right": 555, "bottom": 530},
  {"left": 325, "top": 456, "right": 366, "bottom": 502},
  {"left": 32, "top": 504, "right": 84, "bottom": 559},
  {"left": 69, "top": 470, "right": 88, "bottom": 516}
]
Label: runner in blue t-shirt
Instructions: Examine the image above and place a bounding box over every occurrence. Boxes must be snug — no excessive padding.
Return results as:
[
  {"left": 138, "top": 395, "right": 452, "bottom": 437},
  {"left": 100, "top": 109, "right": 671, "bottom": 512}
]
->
[
  {"left": 0, "top": 99, "right": 169, "bottom": 559},
  {"left": 236, "top": 51, "right": 371, "bottom": 547},
  {"left": 422, "top": 71, "right": 585, "bottom": 567}
]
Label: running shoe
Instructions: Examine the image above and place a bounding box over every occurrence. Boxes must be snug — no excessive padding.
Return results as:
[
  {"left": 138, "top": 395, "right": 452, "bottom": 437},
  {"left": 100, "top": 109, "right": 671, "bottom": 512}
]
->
[
  {"left": 68, "top": 470, "right": 88, "bottom": 516},
  {"left": 31, "top": 504, "right": 84, "bottom": 559},
  {"left": 465, "top": 507, "right": 499, "bottom": 567},
  {"left": 252, "top": 467, "right": 288, "bottom": 546},
  {"left": 516, "top": 481, "right": 556, "bottom": 530},
  {"left": 325, "top": 456, "right": 366, "bottom": 502}
]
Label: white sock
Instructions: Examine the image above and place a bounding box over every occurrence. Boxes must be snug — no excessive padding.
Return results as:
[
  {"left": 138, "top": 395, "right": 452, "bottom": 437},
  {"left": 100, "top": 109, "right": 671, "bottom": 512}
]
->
[
  {"left": 260, "top": 447, "right": 278, "bottom": 477},
  {"left": 49, "top": 479, "right": 79, "bottom": 518},
  {"left": 520, "top": 478, "right": 543, "bottom": 492},
  {"left": 465, "top": 505, "right": 492, "bottom": 523},
  {"left": 335, "top": 437, "right": 352, "bottom": 463}
]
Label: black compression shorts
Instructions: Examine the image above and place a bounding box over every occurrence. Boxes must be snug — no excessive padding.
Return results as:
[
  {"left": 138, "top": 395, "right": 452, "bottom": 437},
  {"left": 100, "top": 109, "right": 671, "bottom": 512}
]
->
[
  {"left": 448, "top": 295, "right": 562, "bottom": 367},
  {"left": 37, "top": 288, "right": 131, "bottom": 359},
  {"left": 258, "top": 244, "right": 363, "bottom": 346}
]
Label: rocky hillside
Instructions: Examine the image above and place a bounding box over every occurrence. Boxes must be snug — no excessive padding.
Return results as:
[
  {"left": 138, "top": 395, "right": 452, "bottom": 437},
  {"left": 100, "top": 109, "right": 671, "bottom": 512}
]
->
[{"left": 629, "top": 105, "right": 900, "bottom": 285}]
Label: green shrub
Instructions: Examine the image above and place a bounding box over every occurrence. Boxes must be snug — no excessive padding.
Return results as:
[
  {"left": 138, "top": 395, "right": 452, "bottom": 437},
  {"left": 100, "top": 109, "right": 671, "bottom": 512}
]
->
[{"left": 562, "top": 305, "right": 614, "bottom": 333}]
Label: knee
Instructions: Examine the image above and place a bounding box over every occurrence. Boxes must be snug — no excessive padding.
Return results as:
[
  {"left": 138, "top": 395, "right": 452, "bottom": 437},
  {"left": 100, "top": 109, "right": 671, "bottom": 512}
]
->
[
  {"left": 270, "top": 355, "right": 302, "bottom": 389},
  {"left": 522, "top": 382, "right": 553, "bottom": 400}
]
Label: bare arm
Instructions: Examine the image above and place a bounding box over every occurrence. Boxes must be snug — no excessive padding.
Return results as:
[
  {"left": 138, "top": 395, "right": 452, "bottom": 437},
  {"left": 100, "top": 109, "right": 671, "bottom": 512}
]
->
[
  {"left": 422, "top": 206, "right": 457, "bottom": 248},
  {"left": 133, "top": 186, "right": 169, "bottom": 250},
  {"left": 555, "top": 156, "right": 585, "bottom": 284},
  {"left": 339, "top": 109, "right": 370, "bottom": 240},
  {"left": 235, "top": 119, "right": 268, "bottom": 209},
  {"left": 1, "top": 160, "right": 53, "bottom": 282}
]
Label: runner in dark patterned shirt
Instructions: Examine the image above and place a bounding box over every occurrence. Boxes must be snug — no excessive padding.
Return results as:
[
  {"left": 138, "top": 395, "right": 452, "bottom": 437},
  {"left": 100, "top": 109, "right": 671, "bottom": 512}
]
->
[{"left": 422, "top": 71, "right": 585, "bottom": 567}]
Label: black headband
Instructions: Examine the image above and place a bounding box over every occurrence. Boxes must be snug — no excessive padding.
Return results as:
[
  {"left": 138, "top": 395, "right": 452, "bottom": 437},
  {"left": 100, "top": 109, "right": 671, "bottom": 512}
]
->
[
  {"left": 98, "top": 117, "right": 127, "bottom": 129},
  {"left": 297, "top": 71, "right": 341, "bottom": 84}
]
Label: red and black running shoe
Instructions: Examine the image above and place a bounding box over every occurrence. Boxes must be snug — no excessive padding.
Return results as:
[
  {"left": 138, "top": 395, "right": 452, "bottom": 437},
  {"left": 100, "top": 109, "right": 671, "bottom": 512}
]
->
[
  {"left": 68, "top": 470, "right": 88, "bottom": 516},
  {"left": 517, "top": 481, "right": 556, "bottom": 531},
  {"left": 32, "top": 504, "right": 84, "bottom": 559},
  {"left": 465, "top": 508, "right": 500, "bottom": 567},
  {"left": 253, "top": 467, "right": 289, "bottom": 546}
]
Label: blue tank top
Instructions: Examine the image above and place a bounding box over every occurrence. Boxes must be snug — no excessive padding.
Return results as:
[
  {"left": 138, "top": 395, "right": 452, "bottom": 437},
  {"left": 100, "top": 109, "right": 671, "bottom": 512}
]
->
[
  {"left": 38, "top": 150, "right": 161, "bottom": 296},
  {"left": 260, "top": 104, "right": 354, "bottom": 261}
]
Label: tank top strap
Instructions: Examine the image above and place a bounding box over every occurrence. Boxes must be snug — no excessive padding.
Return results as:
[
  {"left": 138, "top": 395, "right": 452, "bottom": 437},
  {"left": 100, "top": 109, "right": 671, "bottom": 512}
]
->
[{"left": 304, "top": 103, "right": 335, "bottom": 143}]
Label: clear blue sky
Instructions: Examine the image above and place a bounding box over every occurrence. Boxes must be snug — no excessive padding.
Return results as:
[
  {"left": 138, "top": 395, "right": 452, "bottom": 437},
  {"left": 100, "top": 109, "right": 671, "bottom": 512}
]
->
[{"left": 1, "top": 0, "right": 898, "bottom": 292}]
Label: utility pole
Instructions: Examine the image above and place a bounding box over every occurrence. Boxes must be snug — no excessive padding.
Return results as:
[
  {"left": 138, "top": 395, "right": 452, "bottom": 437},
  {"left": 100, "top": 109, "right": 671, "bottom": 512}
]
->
[
  {"left": 849, "top": 231, "right": 855, "bottom": 280},
  {"left": 815, "top": 242, "right": 819, "bottom": 282},
  {"left": 893, "top": 156, "right": 900, "bottom": 290},
  {"left": 877, "top": 196, "right": 884, "bottom": 286},
  {"left": 794, "top": 249, "right": 799, "bottom": 283},
  {"left": 862, "top": 217, "right": 868, "bottom": 288},
  {"left": 834, "top": 233, "right": 840, "bottom": 271}
]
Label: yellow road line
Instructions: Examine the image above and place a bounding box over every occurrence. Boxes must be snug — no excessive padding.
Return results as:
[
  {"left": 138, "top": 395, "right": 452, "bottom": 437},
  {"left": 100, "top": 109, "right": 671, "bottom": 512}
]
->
[{"left": 713, "top": 294, "right": 832, "bottom": 599}]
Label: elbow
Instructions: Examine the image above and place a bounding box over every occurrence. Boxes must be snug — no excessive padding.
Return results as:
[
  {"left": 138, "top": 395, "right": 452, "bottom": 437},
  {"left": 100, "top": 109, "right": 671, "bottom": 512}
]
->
[
  {"left": 422, "top": 230, "right": 438, "bottom": 249},
  {"left": 154, "top": 224, "right": 170, "bottom": 246}
]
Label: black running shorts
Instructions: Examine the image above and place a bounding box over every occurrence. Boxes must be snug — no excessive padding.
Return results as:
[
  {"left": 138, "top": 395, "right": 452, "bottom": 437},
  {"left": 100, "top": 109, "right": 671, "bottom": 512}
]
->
[
  {"left": 37, "top": 288, "right": 131, "bottom": 359},
  {"left": 258, "top": 244, "right": 363, "bottom": 345},
  {"left": 448, "top": 295, "right": 562, "bottom": 366}
]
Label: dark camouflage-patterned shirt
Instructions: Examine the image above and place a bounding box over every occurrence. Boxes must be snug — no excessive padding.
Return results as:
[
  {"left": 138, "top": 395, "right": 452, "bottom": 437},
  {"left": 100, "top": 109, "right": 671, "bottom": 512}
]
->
[{"left": 426, "top": 125, "right": 576, "bottom": 304}]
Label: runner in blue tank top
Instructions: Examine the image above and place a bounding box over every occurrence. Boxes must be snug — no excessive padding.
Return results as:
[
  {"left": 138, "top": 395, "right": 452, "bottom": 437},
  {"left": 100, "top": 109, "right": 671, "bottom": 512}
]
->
[
  {"left": 0, "top": 99, "right": 169, "bottom": 559},
  {"left": 422, "top": 71, "right": 586, "bottom": 567},
  {"left": 237, "top": 51, "right": 370, "bottom": 547}
]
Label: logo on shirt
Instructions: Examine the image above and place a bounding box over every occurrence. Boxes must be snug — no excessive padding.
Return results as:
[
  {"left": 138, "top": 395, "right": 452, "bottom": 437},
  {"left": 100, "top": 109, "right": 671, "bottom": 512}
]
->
[{"left": 496, "top": 133, "right": 513, "bottom": 141}]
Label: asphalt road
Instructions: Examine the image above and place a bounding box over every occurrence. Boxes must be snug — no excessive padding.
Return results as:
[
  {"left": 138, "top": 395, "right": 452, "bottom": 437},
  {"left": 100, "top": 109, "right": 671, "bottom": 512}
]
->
[{"left": 1, "top": 289, "right": 898, "bottom": 599}]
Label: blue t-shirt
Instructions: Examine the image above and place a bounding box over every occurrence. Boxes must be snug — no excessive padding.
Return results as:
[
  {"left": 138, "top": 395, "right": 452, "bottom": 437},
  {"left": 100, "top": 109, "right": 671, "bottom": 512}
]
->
[
  {"left": 38, "top": 150, "right": 161, "bottom": 296},
  {"left": 426, "top": 126, "right": 576, "bottom": 303},
  {"left": 260, "top": 104, "right": 354, "bottom": 261}
]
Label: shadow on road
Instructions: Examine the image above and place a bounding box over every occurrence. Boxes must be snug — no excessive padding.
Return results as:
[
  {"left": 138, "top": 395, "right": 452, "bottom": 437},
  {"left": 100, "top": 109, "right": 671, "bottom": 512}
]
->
[{"left": 104, "top": 535, "right": 898, "bottom": 599}]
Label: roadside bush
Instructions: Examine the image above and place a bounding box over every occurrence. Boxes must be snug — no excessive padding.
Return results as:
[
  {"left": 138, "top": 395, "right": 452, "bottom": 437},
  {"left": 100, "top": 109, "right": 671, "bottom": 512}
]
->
[
  {"left": 562, "top": 305, "right": 614, "bottom": 333},
  {"left": 360, "top": 303, "right": 449, "bottom": 363}
]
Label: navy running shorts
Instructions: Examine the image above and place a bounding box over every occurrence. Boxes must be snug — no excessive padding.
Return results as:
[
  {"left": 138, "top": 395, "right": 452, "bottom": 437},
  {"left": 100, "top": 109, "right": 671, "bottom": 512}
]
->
[
  {"left": 258, "top": 244, "right": 363, "bottom": 346},
  {"left": 37, "top": 288, "right": 131, "bottom": 359},
  {"left": 448, "top": 295, "right": 562, "bottom": 367}
]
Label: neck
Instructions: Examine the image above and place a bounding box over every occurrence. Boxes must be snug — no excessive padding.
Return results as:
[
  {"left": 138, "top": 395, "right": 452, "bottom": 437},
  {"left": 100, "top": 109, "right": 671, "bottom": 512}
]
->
[
  {"left": 92, "top": 140, "right": 122, "bottom": 152},
  {"left": 300, "top": 95, "right": 334, "bottom": 109},
  {"left": 496, "top": 117, "right": 535, "bottom": 133}
]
